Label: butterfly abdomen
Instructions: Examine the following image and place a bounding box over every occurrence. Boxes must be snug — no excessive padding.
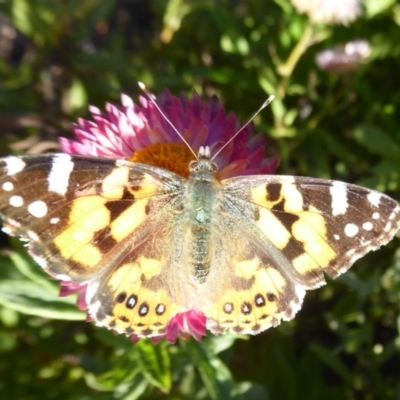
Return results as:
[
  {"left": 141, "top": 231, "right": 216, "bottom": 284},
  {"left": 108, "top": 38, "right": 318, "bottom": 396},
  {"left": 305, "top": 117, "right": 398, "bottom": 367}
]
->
[{"left": 185, "top": 168, "right": 221, "bottom": 284}]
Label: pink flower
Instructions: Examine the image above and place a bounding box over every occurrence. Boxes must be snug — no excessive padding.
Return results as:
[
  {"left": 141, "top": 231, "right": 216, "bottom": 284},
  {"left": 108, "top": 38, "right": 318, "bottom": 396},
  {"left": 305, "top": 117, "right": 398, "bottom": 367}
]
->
[
  {"left": 60, "top": 90, "right": 278, "bottom": 179},
  {"left": 291, "top": 0, "right": 362, "bottom": 25},
  {"left": 316, "top": 40, "right": 371, "bottom": 73},
  {"left": 145, "top": 311, "right": 207, "bottom": 344},
  {"left": 59, "top": 89, "right": 278, "bottom": 342},
  {"left": 164, "top": 310, "right": 207, "bottom": 342},
  {"left": 59, "top": 282, "right": 88, "bottom": 311}
]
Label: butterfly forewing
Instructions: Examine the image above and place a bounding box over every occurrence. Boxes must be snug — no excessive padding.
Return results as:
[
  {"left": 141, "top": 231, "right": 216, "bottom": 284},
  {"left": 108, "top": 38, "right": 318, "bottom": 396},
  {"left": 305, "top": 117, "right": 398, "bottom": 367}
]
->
[
  {"left": 0, "top": 154, "right": 184, "bottom": 282},
  {"left": 224, "top": 174, "right": 400, "bottom": 281}
]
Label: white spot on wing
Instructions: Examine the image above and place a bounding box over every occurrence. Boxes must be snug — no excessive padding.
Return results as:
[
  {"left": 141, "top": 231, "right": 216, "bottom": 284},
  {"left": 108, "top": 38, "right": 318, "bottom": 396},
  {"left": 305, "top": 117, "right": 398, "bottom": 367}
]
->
[
  {"left": 2, "top": 181, "right": 14, "bottom": 191},
  {"left": 33, "top": 255, "right": 47, "bottom": 268},
  {"left": 344, "top": 223, "right": 359, "bottom": 237},
  {"left": 330, "top": 181, "right": 348, "bottom": 216},
  {"left": 116, "top": 159, "right": 131, "bottom": 167},
  {"left": 54, "top": 273, "right": 73, "bottom": 282},
  {"left": 27, "top": 231, "right": 39, "bottom": 241},
  {"left": 334, "top": 234, "right": 340, "bottom": 240},
  {"left": 48, "top": 154, "right": 74, "bottom": 196},
  {"left": 363, "top": 221, "right": 373, "bottom": 231},
  {"left": 285, "top": 285, "right": 307, "bottom": 321},
  {"left": 28, "top": 200, "right": 48, "bottom": 218},
  {"left": 367, "top": 191, "right": 381, "bottom": 207},
  {"left": 9, "top": 195, "right": 23, "bottom": 207},
  {"left": 2, "top": 226, "right": 11, "bottom": 234},
  {"left": 6, "top": 218, "right": 20, "bottom": 228},
  {"left": 86, "top": 281, "right": 99, "bottom": 303},
  {"left": 372, "top": 212, "right": 380, "bottom": 220},
  {"left": 385, "top": 222, "right": 392, "bottom": 232},
  {"left": 5, "top": 156, "right": 26, "bottom": 175},
  {"left": 389, "top": 207, "right": 400, "bottom": 220},
  {"left": 50, "top": 217, "right": 60, "bottom": 224}
]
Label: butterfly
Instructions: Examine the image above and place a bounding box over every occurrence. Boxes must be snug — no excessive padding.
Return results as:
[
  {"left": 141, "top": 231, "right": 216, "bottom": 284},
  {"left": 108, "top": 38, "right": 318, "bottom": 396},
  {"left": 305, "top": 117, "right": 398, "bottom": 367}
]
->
[{"left": 0, "top": 146, "right": 399, "bottom": 338}]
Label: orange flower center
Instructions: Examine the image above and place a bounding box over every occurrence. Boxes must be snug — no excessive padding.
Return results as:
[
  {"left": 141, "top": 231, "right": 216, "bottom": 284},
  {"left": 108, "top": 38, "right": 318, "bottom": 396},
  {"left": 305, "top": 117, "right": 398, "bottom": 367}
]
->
[{"left": 129, "top": 142, "right": 196, "bottom": 178}]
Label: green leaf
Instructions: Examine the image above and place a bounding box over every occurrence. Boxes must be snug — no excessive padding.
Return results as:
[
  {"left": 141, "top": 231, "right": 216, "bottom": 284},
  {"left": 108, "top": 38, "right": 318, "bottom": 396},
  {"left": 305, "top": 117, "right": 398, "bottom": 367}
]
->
[
  {"left": 309, "top": 343, "right": 353, "bottom": 383},
  {"left": 364, "top": 0, "right": 397, "bottom": 18},
  {"left": 0, "top": 280, "right": 84, "bottom": 320},
  {"left": 136, "top": 339, "right": 172, "bottom": 393},
  {"left": 11, "top": 0, "right": 55, "bottom": 45},
  {"left": 62, "top": 78, "right": 88, "bottom": 114},
  {"left": 162, "top": 0, "right": 192, "bottom": 43},
  {"left": 119, "top": 377, "right": 149, "bottom": 400},
  {"left": 184, "top": 339, "right": 232, "bottom": 400},
  {"left": 353, "top": 125, "right": 400, "bottom": 159},
  {"left": 8, "top": 251, "right": 55, "bottom": 290},
  {"left": 208, "top": 333, "right": 244, "bottom": 355}
]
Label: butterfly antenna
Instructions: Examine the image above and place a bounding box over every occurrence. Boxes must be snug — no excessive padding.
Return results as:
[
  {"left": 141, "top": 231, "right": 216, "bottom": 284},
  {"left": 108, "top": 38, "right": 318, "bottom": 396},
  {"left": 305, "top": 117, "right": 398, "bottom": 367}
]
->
[
  {"left": 138, "top": 82, "right": 198, "bottom": 160},
  {"left": 211, "top": 95, "right": 275, "bottom": 162}
]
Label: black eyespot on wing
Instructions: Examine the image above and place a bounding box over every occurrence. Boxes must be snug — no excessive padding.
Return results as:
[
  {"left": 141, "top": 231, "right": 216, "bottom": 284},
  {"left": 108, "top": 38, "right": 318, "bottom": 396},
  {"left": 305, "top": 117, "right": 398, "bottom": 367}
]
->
[
  {"left": 267, "top": 293, "right": 277, "bottom": 302},
  {"left": 254, "top": 294, "right": 265, "bottom": 307},
  {"left": 156, "top": 304, "right": 166, "bottom": 316},
  {"left": 241, "top": 302, "right": 252, "bottom": 315},
  {"left": 116, "top": 292, "right": 127, "bottom": 303},
  {"left": 126, "top": 294, "right": 138, "bottom": 309},
  {"left": 139, "top": 302, "right": 149, "bottom": 316}
]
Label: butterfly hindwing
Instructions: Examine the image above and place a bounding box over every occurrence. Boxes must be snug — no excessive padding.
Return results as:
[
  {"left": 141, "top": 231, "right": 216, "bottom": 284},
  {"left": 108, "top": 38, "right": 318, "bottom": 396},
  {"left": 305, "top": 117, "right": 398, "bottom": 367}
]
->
[
  {"left": 85, "top": 206, "right": 199, "bottom": 337},
  {"left": 198, "top": 208, "right": 305, "bottom": 334}
]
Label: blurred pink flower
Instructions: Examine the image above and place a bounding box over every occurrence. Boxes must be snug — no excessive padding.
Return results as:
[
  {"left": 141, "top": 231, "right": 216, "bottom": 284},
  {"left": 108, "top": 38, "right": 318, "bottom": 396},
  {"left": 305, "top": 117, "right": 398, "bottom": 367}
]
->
[
  {"left": 316, "top": 40, "right": 371, "bottom": 72},
  {"left": 59, "top": 282, "right": 88, "bottom": 311},
  {"left": 59, "top": 89, "right": 278, "bottom": 342},
  {"left": 147, "top": 311, "right": 207, "bottom": 344},
  {"left": 291, "top": 0, "right": 362, "bottom": 25}
]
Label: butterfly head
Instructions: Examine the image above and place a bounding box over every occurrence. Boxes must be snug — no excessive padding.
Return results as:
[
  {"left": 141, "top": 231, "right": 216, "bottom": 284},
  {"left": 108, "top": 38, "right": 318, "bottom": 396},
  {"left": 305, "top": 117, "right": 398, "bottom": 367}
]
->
[{"left": 189, "top": 146, "right": 217, "bottom": 174}]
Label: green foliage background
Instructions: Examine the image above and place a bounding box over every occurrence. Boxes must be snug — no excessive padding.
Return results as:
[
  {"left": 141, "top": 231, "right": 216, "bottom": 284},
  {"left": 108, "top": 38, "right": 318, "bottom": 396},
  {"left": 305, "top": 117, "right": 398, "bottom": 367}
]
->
[{"left": 1, "top": 0, "right": 400, "bottom": 399}]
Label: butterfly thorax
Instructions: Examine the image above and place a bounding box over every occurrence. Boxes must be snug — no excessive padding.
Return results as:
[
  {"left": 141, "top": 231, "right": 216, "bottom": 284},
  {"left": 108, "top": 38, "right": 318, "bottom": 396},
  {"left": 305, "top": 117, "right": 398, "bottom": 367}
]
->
[{"left": 184, "top": 147, "right": 220, "bottom": 284}]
